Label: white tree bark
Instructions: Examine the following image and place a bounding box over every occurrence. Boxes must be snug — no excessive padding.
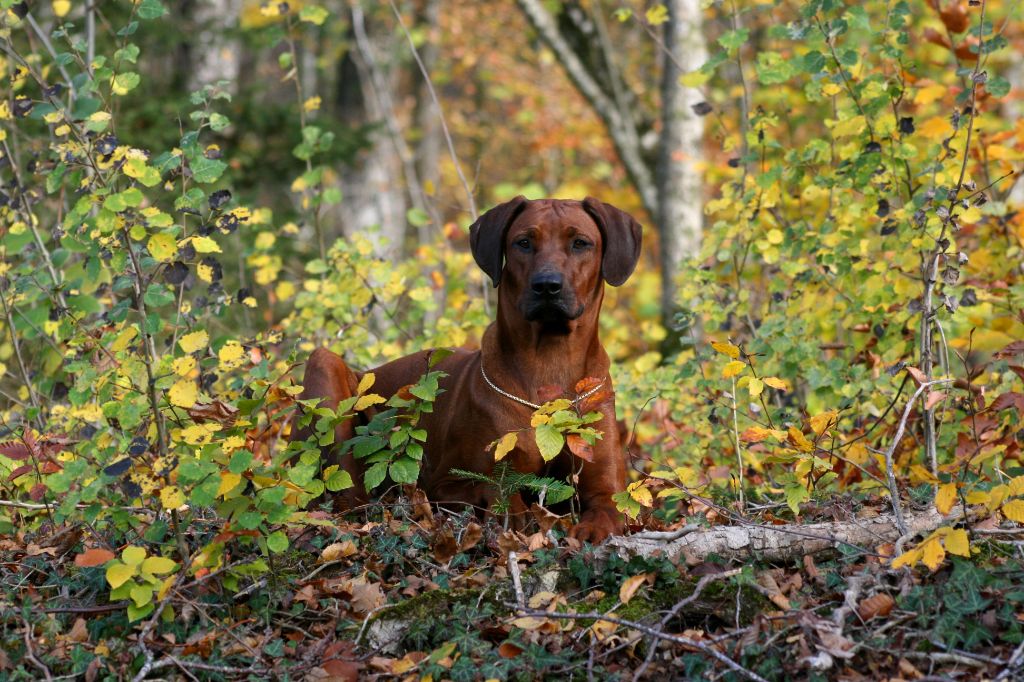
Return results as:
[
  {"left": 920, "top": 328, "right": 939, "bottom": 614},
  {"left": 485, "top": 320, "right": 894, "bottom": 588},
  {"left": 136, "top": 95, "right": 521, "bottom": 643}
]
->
[
  {"left": 514, "top": 0, "right": 658, "bottom": 216},
  {"left": 188, "top": 0, "right": 242, "bottom": 92},
  {"left": 657, "top": 0, "right": 706, "bottom": 318},
  {"left": 602, "top": 508, "right": 951, "bottom": 564}
]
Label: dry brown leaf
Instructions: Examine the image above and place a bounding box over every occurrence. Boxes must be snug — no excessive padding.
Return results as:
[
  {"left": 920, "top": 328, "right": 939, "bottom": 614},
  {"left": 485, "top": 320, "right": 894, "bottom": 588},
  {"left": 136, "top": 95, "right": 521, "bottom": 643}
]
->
[
  {"left": 498, "top": 642, "right": 523, "bottom": 659},
  {"left": 459, "top": 522, "right": 483, "bottom": 552},
  {"left": 618, "top": 573, "right": 650, "bottom": 605},
  {"left": 68, "top": 617, "right": 89, "bottom": 643},
  {"left": 857, "top": 593, "right": 895, "bottom": 621}
]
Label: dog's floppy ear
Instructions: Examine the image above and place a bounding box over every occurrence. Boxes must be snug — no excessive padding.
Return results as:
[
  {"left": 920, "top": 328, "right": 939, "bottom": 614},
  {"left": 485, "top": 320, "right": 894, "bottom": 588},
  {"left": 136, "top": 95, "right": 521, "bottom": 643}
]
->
[
  {"left": 582, "top": 197, "right": 643, "bottom": 286},
  {"left": 469, "top": 195, "right": 528, "bottom": 287}
]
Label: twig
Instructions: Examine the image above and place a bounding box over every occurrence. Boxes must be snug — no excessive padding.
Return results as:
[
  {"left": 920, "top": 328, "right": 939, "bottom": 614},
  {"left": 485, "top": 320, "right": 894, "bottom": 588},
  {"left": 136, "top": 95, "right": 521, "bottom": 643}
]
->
[
  {"left": 996, "top": 637, "right": 1024, "bottom": 681},
  {"left": 632, "top": 568, "right": 742, "bottom": 681},
  {"left": 386, "top": 0, "right": 476, "bottom": 221},
  {"left": 882, "top": 378, "right": 954, "bottom": 535},
  {"left": 22, "top": 615, "right": 53, "bottom": 681},
  {"left": 509, "top": 606, "right": 768, "bottom": 682},
  {"left": 508, "top": 551, "right": 525, "bottom": 609}
]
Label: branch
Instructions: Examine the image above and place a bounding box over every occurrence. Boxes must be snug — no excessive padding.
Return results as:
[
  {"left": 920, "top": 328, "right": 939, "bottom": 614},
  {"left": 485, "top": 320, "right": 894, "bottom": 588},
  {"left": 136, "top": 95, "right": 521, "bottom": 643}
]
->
[
  {"left": 510, "top": 606, "right": 768, "bottom": 682},
  {"left": 514, "top": 0, "right": 657, "bottom": 216}
]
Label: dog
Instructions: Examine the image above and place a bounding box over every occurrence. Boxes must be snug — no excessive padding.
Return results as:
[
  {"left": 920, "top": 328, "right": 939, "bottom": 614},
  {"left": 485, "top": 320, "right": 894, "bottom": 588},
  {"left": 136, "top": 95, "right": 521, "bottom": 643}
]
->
[{"left": 293, "top": 196, "right": 641, "bottom": 543}]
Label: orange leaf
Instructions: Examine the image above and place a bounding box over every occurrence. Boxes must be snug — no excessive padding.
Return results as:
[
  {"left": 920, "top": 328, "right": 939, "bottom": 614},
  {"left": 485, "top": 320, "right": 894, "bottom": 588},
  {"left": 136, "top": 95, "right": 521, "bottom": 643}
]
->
[
  {"left": 567, "top": 434, "right": 594, "bottom": 462},
  {"left": 75, "top": 548, "right": 116, "bottom": 567},
  {"left": 857, "top": 593, "right": 895, "bottom": 621},
  {"left": 499, "top": 642, "right": 524, "bottom": 659}
]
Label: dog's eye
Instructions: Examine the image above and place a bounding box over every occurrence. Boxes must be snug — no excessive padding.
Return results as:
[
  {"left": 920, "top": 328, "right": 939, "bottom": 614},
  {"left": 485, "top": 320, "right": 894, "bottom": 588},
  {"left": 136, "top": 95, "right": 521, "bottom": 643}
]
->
[
  {"left": 515, "top": 238, "right": 531, "bottom": 250},
  {"left": 572, "top": 238, "right": 591, "bottom": 250}
]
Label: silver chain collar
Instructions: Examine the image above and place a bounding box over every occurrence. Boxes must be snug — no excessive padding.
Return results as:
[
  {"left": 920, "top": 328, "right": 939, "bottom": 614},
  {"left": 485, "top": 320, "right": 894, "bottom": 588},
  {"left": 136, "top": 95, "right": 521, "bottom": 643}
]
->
[{"left": 479, "top": 362, "right": 604, "bottom": 411}]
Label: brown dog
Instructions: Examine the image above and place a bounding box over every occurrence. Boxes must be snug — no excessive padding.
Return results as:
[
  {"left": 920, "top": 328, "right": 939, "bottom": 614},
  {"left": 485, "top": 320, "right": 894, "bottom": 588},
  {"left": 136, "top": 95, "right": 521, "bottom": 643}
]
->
[{"left": 294, "top": 196, "right": 641, "bottom": 542}]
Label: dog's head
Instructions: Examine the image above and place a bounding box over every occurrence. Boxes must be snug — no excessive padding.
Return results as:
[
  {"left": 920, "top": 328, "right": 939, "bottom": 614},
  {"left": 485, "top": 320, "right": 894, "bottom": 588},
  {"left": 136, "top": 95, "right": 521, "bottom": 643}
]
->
[{"left": 469, "top": 197, "right": 642, "bottom": 327}]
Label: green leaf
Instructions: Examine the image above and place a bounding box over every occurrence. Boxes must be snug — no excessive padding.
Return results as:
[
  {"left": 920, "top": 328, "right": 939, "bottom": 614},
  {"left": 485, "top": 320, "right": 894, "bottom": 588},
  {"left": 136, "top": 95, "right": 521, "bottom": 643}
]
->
[
  {"left": 324, "top": 467, "right": 353, "bottom": 492},
  {"left": 987, "top": 76, "right": 1010, "bottom": 98},
  {"left": 534, "top": 424, "right": 565, "bottom": 461},
  {"left": 406, "top": 207, "right": 430, "bottom": 227},
  {"left": 364, "top": 461, "right": 388, "bottom": 491},
  {"left": 300, "top": 5, "right": 329, "bottom": 25},
  {"left": 717, "top": 28, "right": 749, "bottom": 53},
  {"left": 389, "top": 457, "right": 419, "bottom": 484},
  {"left": 266, "top": 530, "right": 289, "bottom": 553},
  {"left": 111, "top": 72, "right": 141, "bottom": 95},
  {"left": 136, "top": 0, "right": 168, "bottom": 20},
  {"left": 189, "top": 157, "right": 227, "bottom": 184},
  {"left": 228, "top": 450, "right": 254, "bottom": 474}
]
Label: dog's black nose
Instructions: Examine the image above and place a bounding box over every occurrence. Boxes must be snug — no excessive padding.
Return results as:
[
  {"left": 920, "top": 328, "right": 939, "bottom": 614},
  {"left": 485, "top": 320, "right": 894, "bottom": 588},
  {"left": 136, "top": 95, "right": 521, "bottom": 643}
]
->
[{"left": 531, "top": 271, "right": 563, "bottom": 297}]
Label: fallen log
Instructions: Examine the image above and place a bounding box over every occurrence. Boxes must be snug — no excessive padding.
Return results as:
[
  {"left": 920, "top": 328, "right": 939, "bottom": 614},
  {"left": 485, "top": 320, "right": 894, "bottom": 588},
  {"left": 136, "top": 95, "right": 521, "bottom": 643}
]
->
[{"left": 602, "top": 508, "right": 954, "bottom": 564}]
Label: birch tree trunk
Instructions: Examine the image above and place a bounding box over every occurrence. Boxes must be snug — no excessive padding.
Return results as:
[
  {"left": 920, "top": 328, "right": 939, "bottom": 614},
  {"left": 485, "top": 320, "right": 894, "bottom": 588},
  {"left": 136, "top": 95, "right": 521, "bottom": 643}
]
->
[
  {"left": 657, "top": 0, "right": 706, "bottom": 330},
  {"left": 514, "top": 0, "right": 706, "bottom": 335},
  {"left": 188, "top": 0, "right": 242, "bottom": 92}
]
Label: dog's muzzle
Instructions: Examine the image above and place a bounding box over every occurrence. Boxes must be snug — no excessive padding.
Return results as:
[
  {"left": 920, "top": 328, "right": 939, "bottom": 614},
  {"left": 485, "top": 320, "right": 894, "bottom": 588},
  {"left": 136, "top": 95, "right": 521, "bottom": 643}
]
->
[{"left": 523, "top": 271, "right": 583, "bottom": 322}]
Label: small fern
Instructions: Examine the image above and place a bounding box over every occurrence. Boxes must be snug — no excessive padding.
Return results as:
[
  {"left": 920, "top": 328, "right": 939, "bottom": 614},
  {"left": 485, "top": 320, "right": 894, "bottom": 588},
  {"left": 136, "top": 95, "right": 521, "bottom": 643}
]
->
[{"left": 450, "top": 462, "right": 575, "bottom": 513}]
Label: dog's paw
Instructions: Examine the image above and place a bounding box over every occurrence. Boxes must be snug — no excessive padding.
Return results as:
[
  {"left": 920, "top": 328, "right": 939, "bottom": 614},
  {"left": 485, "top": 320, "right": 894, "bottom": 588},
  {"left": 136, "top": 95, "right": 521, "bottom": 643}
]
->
[{"left": 569, "top": 509, "right": 622, "bottom": 544}]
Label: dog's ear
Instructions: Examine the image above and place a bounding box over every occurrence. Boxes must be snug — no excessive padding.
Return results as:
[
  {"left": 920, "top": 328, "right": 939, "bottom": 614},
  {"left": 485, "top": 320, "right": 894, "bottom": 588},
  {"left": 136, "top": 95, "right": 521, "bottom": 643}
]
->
[
  {"left": 582, "top": 197, "right": 643, "bottom": 286},
  {"left": 469, "top": 195, "right": 528, "bottom": 287}
]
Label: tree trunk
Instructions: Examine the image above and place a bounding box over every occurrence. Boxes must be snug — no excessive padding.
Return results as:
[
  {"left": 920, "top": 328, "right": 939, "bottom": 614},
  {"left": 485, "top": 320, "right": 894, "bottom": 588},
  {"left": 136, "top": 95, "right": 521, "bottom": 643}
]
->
[
  {"left": 333, "top": 9, "right": 408, "bottom": 260},
  {"left": 657, "top": 0, "right": 706, "bottom": 337},
  {"left": 188, "top": 0, "right": 242, "bottom": 92}
]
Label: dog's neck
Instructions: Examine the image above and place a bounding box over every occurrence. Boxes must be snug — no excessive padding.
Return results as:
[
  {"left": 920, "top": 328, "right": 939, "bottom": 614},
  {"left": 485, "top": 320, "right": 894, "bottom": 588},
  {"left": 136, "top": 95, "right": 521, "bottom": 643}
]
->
[{"left": 482, "top": 287, "right": 608, "bottom": 402}]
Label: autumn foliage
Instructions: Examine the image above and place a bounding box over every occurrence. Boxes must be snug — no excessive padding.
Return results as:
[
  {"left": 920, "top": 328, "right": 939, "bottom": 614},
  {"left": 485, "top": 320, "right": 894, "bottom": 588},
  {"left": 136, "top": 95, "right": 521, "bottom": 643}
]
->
[{"left": 1, "top": 0, "right": 1023, "bottom": 679}]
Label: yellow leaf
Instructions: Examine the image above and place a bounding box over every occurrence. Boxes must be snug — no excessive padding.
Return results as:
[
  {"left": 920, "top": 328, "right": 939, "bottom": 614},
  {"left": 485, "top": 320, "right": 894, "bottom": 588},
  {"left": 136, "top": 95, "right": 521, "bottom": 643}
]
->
[
  {"left": 141, "top": 556, "right": 177, "bottom": 575},
  {"left": 357, "top": 372, "right": 375, "bottom": 395},
  {"left": 354, "top": 393, "right": 386, "bottom": 411},
  {"left": 944, "top": 528, "right": 970, "bottom": 557},
  {"left": 890, "top": 546, "right": 921, "bottom": 569},
  {"left": 106, "top": 562, "right": 136, "bottom": 589},
  {"left": 172, "top": 356, "right": 195, "bottom": 376},
  {"left": 303, "top": 96, "right": 321, "bottom": 112},
  {"left": 959, "top": 206, "right": 982, "bottom": 224},
  {"left": 179, "top": 330, "right": 209, "bottom": 353},
  {"left": 829, "top": 114, "right": 866, "bottom": 138},
  {"left": 748, "top": 378, "right": 764, "bottom": 397},
  {"left": 52, "top": 0, "right": 71, "bottom": 18},
  {"left": 679, "top": 70, "right": 711, "bottom": 88},
  {"left": 147, "top": 233, "right": 176, "bottom": 261},
  {"left": 1002, "top": 499, "right": 1024, "bottom": 523},
  {"left": 763, "top": 377, "right": 789, "bottom": 391},
  {"left": 181, "top": 423, "right": 218, "bottom": 445},
  {"left": 809, "top": 410, "right": 837, "bottom": 435},
  {"left": 645, "top": 4, "right": 668, "bottom": 25},
  {"left": 619, "top": 573, "right": 649, "bottom": 605},
  {"left": 222, "top": 435, "right": 245, "bottom": 452},
  {"left": 218, "top": 340, "right": 245, "bottom": 371},
  {"left": 1008, "top": 476, "right": 1024, "bottom": 497},
  {"left": 766, "top": 229, "right": 784, "bottom": 245},
  {"left": 788, "top": 426, "right": 813, "bottom": 453},
  {"left": 217, "top": 472, "right": 242, "bottom": 497},
  {"left": 122, "top": 546, "right": 147, "bottom": 565},
  {"left": 168, "top": 379, "right": 197, "bottom": 408},
  {"left": 914, "top": 83, "right": 947, "bottom": 106},
  {"left": 627, "top": 481, "right": 653, "bottom": 507},
  {"left": 919, "top": 116, "right": 953, "bottom": 140},
  {"left": 110, "top": 326, "right": 138, "bottom": 353},
  {"left": 722, "top": 360, "right": 746, "bottom": 378},
  {"left": 965, "top": 490, "right": 990, "bottom": 505},
  {"left": 530, "top": 412, "right": 551, "bottom": 427},
  {"left": 190, "top": 236, "right": 221, "bottom": 253},
  {"left": 935, "top": 482, "right": 958, "bottom": 515},
  {"left": 821, "top": 82, "right": 842, "bottom": 97},
  {"left": 711, "top": 340, "right": 740, "bottom": 359},
  {"left": 920, "top": 538, "right": 946, "bottom": 571},
  {"left": 160, "top": 486, "right": 185, "bottom": 510},
  {"left": 494, "top": 432, "right": 518, "bottom": 462}
]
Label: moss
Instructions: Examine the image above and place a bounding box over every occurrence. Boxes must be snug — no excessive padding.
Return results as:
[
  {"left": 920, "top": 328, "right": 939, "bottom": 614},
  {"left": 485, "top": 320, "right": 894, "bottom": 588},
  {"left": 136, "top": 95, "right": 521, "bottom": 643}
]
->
[{"left": 583, "top": 577, "right": 767, "bottom": 627}]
